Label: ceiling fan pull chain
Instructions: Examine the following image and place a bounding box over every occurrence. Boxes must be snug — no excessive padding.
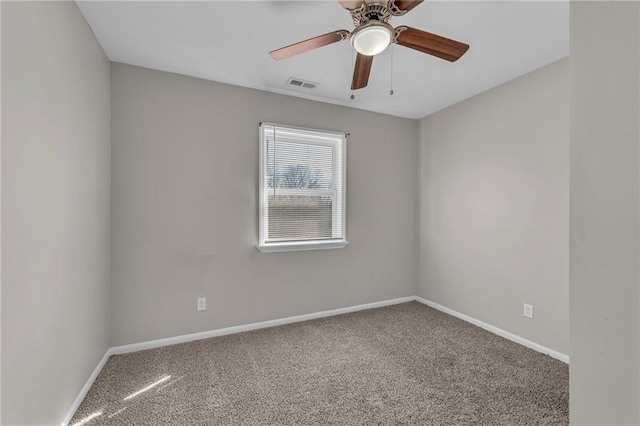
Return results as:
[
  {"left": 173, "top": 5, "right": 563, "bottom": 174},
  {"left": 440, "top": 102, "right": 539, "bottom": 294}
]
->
[
  {"left": 350, "top": 49, "right": 356, "bottom": 100},
  {"left": 390, "top": 44, "right": 394, "bottom": 95}
]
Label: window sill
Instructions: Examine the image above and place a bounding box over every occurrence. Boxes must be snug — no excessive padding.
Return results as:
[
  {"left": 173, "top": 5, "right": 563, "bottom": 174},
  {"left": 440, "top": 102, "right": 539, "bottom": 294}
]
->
[{"left": 256, "top": 240, "right": 349, "bottom": 253}]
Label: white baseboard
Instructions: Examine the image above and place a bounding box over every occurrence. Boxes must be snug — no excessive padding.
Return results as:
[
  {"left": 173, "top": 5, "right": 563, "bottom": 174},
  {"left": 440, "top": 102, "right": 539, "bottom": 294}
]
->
[
  {"left": 414, "top": 297, "right": 570, "bottom": 364},
  {"left": 110, "top": 296, "right": 416, "bottom": 355},
  {"left": 61, "top": 349, "right": 113, "bottom": 426},
  {"left": 63, "top": 294, "right": 568, "bottom": 424}
]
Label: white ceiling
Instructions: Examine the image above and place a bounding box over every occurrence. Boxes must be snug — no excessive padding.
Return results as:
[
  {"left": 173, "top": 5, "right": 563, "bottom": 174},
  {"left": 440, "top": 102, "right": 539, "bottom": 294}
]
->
[{"left": 77, "top": 0, "right": 569, "bottom": 119}]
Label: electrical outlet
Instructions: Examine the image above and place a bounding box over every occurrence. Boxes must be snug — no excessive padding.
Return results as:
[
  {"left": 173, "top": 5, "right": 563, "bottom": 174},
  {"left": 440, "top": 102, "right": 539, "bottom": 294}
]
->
[
  {"left": 197, "top": 297, "right": 206, "bottom": 312},
  {"left": 523, "top": 303, "right": 534, "bottom": 319}
]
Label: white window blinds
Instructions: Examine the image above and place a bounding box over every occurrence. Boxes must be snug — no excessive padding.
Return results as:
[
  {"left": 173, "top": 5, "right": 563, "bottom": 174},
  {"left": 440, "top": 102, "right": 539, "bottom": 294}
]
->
[{"left": 258, "top": 123, "right": 347, "bottom": 252}]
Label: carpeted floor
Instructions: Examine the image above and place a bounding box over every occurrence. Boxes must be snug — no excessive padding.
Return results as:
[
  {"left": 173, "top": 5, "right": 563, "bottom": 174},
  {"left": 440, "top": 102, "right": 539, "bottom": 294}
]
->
[{"left": 70, "top": 302, "right": 568, "bottom": 425}]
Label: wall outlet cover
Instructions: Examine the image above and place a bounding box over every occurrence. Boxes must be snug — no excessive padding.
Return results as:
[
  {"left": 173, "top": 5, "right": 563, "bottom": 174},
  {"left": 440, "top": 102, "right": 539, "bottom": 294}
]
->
[
  {"left": 197, "top": 297, "right": 206, "bottom": 312},
  {"left": 523, "top": 303, "right": 534, "bottom": 319}
]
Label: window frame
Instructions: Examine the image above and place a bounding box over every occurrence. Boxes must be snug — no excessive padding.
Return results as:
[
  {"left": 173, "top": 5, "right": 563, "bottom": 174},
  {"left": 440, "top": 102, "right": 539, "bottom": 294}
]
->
[{"left": 257, "top": 122, "right": 349, "bottom": 253}]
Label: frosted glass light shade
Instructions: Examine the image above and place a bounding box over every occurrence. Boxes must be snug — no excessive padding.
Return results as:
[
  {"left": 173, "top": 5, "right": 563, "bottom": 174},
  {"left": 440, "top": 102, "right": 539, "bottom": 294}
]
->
[{"left": 350, "top": 21, "right": 394, "bottom": 56}]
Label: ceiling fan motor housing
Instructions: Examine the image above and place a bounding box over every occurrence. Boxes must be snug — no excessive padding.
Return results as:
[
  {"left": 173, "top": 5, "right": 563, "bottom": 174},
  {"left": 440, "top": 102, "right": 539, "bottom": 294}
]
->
[
  {"left": 350, "top": 0, "right": 411, "bottom": 27},
  {"left": 351, "top": 2, "right": 390, "bottom": 27}
]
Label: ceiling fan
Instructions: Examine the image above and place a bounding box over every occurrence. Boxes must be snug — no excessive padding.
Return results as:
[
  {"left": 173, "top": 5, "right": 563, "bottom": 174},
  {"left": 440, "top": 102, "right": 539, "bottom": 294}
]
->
[{"left": 269, "top": 0, "right": 469, "bottom": 91}]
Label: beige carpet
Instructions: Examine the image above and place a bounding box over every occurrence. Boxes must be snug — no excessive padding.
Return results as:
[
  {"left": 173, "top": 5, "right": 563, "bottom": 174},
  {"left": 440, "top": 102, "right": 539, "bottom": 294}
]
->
[{"left": 70, "top": 302, "right": 568, "bottom": 425}]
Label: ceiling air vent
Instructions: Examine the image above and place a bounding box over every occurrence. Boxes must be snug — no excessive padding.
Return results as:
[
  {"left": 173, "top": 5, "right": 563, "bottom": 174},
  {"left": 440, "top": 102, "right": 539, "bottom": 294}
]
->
[{"left": 286, "top": 77, "right": 318, "bottom": 90}]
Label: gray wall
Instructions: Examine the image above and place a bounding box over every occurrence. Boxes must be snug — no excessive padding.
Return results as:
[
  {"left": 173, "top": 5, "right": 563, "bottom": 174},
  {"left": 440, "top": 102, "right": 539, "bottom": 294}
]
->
[
  {"left": 1, "top": 2, "right": 111, "bottom": 425},
  {"left": 418, "top": 59, "right": 570, "bottom": 355},
  {"left": 110, "top": 64, "right": 418, "bottom": 346},
  {"left": 570, "top": 2, "right": 640, "bottom": 424}
]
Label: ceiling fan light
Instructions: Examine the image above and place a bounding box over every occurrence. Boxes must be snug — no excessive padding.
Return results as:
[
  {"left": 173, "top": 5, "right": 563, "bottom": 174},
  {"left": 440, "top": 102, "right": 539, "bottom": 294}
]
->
[{"left": 350, "top": 21, "right": 394, "bottom": 56}]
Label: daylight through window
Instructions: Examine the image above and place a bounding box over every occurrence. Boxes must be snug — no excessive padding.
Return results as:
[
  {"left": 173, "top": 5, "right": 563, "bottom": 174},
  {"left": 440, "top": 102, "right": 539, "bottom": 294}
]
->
[{"left": 258, "top": 123, "right": 348, "bottom": 253}]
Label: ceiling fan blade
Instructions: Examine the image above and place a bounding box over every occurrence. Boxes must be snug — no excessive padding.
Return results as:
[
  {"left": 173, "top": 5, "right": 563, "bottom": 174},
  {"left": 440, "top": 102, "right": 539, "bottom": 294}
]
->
[
  {"left": 270, "top": 30, "right": 349, "bottom": 60},
  {"left": 395, "top": 26, "right": 469, "bottom": 62},
  {"left": 351, "top": 53, "right": 373, "bottom": 90},
  {"left": 389, "top": 0, "right": 424, "bottom": 13},
  {"left": 337, "top": 0, "right": 365, "bottom": 10}
]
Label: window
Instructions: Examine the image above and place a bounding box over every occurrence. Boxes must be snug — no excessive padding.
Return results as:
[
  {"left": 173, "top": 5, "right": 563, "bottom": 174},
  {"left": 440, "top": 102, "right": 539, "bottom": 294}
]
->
[{"left": 258, "top": 123, "right": 348, "bottom": 253}]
